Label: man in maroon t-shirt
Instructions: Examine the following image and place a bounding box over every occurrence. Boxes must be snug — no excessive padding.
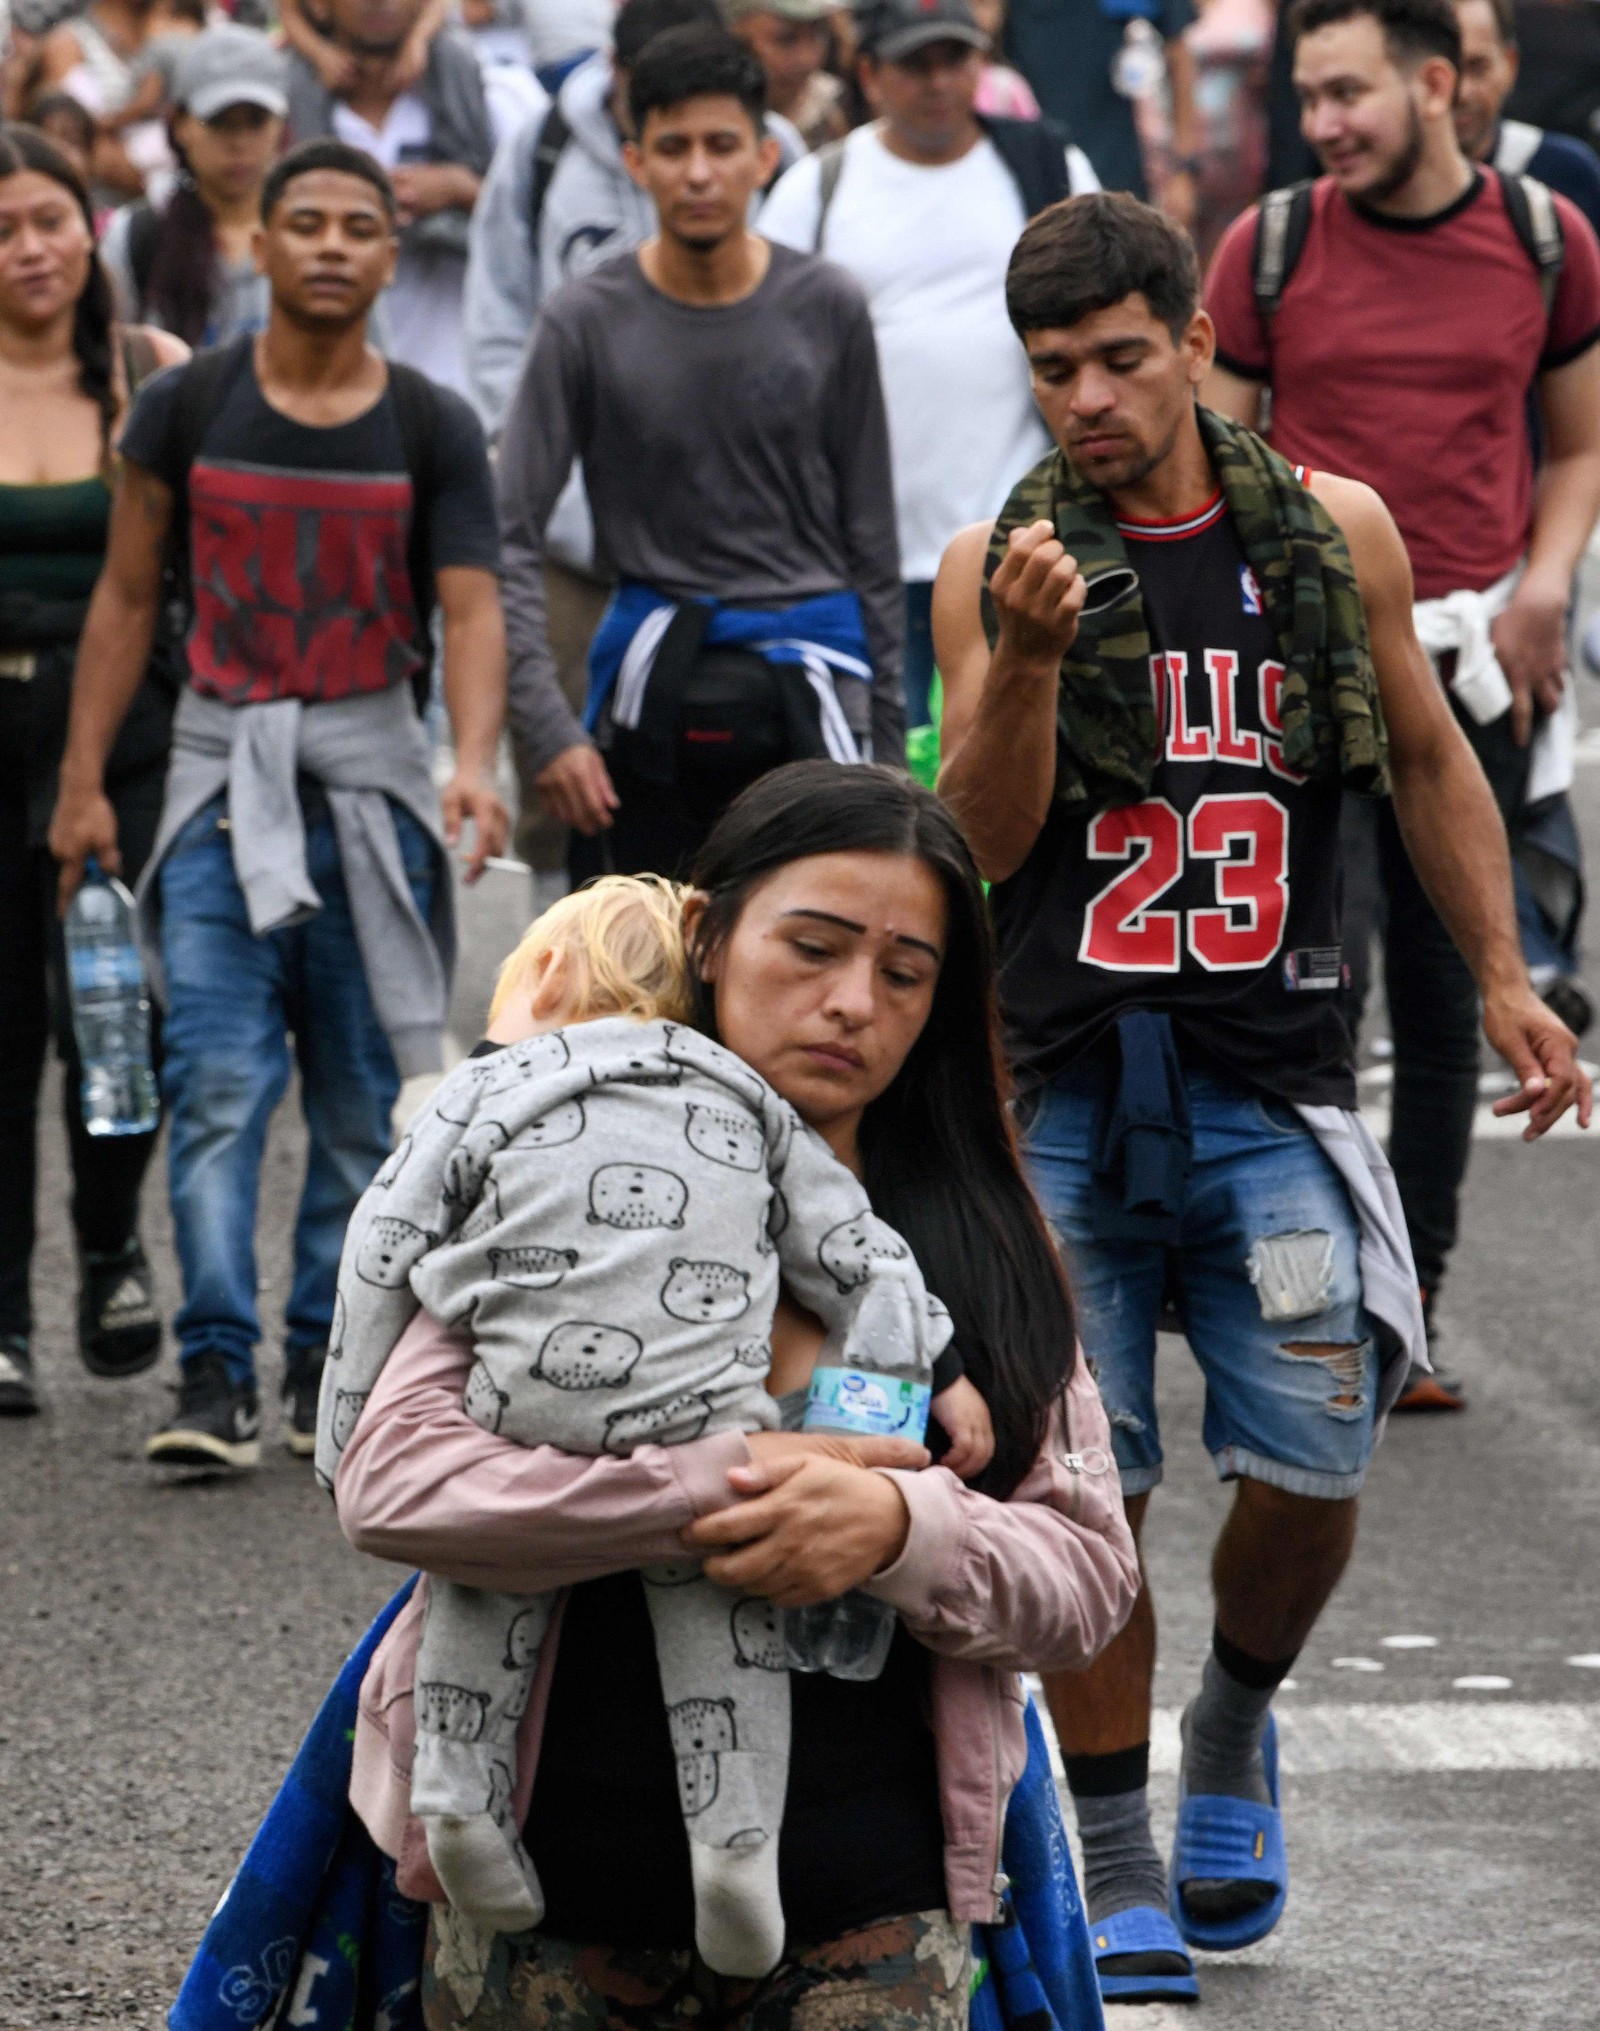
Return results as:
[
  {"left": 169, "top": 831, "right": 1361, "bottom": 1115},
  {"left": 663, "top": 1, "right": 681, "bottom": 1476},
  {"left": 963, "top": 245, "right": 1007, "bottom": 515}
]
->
[{"left": 1205, "top": 0, "right": 1600, "bottom": 1404}]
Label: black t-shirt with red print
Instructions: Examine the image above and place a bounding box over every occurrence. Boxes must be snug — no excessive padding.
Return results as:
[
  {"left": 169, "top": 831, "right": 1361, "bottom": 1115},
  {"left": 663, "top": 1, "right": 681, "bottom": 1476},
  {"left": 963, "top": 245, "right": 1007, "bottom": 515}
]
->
[
  {"left": 120, "top": 350, "right": 498, "bottom": 707},
  {"left": 992, "top": 490, "right": 1354, "bottom": 1108}
]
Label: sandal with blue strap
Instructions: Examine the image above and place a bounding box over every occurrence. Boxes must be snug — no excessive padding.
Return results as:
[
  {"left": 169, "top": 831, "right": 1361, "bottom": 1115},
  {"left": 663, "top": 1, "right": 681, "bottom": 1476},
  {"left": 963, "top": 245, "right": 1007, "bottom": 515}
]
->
[
  {"left": 1089, "top": 1905, "right": 1200, "bottom": 2005},
  {"left": 1169, "top": 1710, "right": 1289, "bottom": 1952}
]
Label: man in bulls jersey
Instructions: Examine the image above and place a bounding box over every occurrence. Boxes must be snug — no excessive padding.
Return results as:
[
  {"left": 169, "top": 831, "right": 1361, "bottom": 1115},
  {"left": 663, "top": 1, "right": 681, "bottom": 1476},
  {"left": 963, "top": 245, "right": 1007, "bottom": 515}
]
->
[
  {"left": 50, "top": 141, "right": 508, "bottom": 1474},
  {"left": 934, "top": 192, "right": 1589, "bottom": 2005}
]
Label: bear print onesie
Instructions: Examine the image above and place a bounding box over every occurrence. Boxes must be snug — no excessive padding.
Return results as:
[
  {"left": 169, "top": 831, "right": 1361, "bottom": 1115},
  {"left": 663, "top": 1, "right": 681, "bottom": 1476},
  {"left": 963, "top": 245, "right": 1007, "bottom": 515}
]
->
[{"left": 319, "top": 1017, "right": 950, "bottom": 1977}]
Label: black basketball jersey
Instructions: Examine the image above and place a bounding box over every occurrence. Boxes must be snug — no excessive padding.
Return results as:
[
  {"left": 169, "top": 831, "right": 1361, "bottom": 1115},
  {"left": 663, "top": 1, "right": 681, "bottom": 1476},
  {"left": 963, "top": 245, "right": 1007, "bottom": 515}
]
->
[{"left": 991, "top": 488, "right": 1356, "bottom": 1107}]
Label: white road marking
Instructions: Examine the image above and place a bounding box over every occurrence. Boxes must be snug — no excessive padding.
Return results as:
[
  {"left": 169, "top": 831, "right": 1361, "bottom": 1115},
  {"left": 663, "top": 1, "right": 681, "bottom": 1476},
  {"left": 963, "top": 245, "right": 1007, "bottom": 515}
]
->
[
  {"left": 1026, "top": 1693, "right": 1600, "bottom": 1775},
  {"left": 1360, "top": 1102, "right": 1597, "bottom": 1142},
  {"left": 1380, "top": 1634, "right": 1438, "bottom": 1649},
  {"left": 1331, "top": 1656, "right": 1385, "bottom": 1671},
  {"left": 1357, "top": 1060, "right": 1600, "bottom": 1143},
  {"left": 1105, "top": 2010, "right": 1194, "bottom": 2030},
  {"left": 1452, "top": 1675, "right": 1514, "bottom": 1692},
  {"left": 1568, "top": 1655, "right": 1600, "bottom": 1669}
]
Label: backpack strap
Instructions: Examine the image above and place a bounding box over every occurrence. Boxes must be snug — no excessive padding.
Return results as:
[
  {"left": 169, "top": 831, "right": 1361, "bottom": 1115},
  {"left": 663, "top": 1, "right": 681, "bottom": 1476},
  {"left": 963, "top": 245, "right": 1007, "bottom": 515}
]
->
[
  {"left": 811, "top": 137, "right": 847, "bottom": 252},
  {"left": 977, "top": 113, "right": 1075, "bottom": 218},
  {"left": 119, "top": 325, "right": 162, "bottom": 398},
  {"left": 1251, "top": 179, "right": 1315, "bottom": 319},
  {"left": 125, "top": 199, "right": 161, "bottom": 318},
  {"left": 527, "top": 99, "right": 572, "bottom": 245},
  {"left": 384, "top": 360, "right": 445, "bottom": 715},
  {"left": 159, "top": 334, "right": 255, "bottom": 616},
  {"left": 1496, "top": 165, "right": 1564, "bottom": 319}
]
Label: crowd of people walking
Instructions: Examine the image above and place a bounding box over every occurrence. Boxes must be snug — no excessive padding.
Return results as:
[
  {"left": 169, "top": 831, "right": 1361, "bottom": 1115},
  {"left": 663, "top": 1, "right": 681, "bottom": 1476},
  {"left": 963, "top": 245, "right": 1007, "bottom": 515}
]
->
[{"left": 3, "top": 0, "right": 1599, "bottom": 2019}]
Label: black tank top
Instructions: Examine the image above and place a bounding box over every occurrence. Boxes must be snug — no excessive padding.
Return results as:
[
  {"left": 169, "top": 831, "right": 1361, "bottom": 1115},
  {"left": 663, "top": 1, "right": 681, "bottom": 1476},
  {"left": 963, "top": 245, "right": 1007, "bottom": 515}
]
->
[{"left": 992, "top": 488, "right": 1356, "bottom": 1108}]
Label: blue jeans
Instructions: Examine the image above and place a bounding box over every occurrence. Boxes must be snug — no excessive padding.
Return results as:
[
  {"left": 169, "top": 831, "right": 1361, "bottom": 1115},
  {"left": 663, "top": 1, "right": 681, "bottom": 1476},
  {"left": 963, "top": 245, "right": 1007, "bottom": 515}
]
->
[
  {"left": 159, "top": 794, "right": 436, "bottom": 1384},
  {"left": 903, "top": 580, "right": 936, "bottom": 730},
  {"left": 1024, "top": 1068, "right": 1379, "bottom": 1500}
]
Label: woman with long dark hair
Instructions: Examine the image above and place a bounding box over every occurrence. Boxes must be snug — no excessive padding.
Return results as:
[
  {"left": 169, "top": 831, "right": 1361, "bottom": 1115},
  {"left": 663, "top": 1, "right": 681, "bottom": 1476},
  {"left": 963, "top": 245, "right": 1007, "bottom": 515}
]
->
[
  {"left": 0, "top": 123, "right": 186, "bottom": 1415},
  {"left": 101, "top": 25, "right": 284, "bottom": 347},
  {"left": 332, "top": 761, "right": 1139, "bottom": 2029}
]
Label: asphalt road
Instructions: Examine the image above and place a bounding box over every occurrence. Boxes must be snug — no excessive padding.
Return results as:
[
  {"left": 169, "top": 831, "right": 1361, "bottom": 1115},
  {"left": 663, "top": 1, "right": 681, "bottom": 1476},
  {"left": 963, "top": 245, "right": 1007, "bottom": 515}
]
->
[{"left": 4, "top": 784, "right": 1600, "bottom": 2030}]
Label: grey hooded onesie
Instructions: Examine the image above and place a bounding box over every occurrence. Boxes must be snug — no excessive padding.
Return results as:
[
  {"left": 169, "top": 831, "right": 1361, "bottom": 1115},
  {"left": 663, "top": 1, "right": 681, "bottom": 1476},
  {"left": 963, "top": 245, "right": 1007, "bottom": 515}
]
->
[{"left": 319, "top": 1016, "right": 950, "bottom": 1976}]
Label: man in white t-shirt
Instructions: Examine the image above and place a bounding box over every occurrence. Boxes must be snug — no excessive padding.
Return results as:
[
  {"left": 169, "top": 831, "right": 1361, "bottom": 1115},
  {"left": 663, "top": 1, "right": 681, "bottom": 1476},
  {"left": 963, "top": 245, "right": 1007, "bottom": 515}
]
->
[{"left": 761, "top": 0, "right": 1097, "bottom": 725}]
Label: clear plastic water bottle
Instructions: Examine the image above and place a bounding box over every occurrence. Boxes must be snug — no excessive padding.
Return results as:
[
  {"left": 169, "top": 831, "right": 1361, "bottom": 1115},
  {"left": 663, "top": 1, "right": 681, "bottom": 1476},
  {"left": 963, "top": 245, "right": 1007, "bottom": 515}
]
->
[
  {"left": 785, "top": 1361, "right": 932, "bottom": 1682},
  {"left": 64, "top": 858, "right": 160, "bottom": 1137},
  {"left": 1112, "top": 16, "right": 1166, "bottom": 100}
]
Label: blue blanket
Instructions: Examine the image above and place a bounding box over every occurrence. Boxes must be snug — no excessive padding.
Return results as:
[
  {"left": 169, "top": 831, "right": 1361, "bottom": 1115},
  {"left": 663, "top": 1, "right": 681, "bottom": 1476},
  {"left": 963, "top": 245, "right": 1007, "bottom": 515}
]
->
[
  {"left": 171, "top": 1586, "right": 1102, "bottom": 2031},
  {"left": 169, "top": 1579, "right": 425, "bottom": 2031}
]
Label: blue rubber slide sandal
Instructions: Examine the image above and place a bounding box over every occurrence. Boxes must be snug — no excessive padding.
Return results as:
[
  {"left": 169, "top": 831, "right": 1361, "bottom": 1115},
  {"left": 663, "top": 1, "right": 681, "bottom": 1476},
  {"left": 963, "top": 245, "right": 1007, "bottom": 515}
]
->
[
  {"left": 1169, "top": 1711, "right": 1289, "bottom": 1951},
  {"left": 1089, "top": 1905, "right": 1200, "bottom": 2005}
]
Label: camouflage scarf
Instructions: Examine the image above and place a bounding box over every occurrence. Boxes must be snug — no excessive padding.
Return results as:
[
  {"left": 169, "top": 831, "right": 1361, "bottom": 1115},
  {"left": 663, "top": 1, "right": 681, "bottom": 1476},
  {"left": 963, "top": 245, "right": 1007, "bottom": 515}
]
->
[{"left": 981, "top": 406, "right": 1389, "bottom": 812}]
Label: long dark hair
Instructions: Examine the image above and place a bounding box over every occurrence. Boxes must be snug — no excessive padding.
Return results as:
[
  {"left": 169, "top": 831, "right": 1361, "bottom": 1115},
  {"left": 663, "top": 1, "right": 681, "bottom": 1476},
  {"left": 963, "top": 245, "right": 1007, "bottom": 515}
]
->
[
  {"left": 145, "top": 155, "right": 219, "bottom": 348},
  {"left": 0, "top": 124, "right": 118, "bottom": 447},
  {"left": 689, "top": 762, "right": 1077, "bottom": 1500}
]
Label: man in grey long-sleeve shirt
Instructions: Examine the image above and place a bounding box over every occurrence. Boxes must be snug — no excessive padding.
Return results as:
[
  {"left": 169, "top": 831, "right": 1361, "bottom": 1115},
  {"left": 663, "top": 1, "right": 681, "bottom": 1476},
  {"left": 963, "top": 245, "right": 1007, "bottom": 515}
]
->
[{"left": 498, "top": 22, "right": 905, "bottom": 877}]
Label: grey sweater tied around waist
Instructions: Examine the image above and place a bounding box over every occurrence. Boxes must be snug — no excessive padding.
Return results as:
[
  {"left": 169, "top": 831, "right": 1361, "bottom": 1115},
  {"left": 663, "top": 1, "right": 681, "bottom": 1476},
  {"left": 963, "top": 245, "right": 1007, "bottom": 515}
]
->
[{"left": 136, "top": 685, "right": 456, "bottom": 1077}]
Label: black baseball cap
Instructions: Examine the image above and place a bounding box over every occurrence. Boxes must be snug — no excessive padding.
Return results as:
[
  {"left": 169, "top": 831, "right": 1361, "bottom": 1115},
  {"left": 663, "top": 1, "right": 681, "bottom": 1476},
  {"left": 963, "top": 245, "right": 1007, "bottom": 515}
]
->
[{"left": 856, "top": 0, "right": 990, "bottom": 61}]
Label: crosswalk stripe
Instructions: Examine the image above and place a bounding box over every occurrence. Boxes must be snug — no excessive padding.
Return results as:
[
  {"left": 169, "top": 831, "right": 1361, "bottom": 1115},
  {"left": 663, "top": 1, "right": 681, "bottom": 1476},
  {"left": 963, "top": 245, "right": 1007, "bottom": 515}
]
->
[
  {"left": 1027, "top": 1697, "right": 1600, "bottom": 1776},
  {"left": 1356, "top": 1059, "right": 1600, "bottom": 1144},
  {"left": 1359, "top": 1103, "right": 1598, "bottom": 1143}
]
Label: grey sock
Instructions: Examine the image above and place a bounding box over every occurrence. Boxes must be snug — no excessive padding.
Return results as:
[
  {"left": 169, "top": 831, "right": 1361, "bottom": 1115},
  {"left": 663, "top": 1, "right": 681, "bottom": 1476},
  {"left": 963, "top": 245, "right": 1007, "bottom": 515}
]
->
[
  {"left": 1175, "top": 1642, "right": 1289, "bottom": 1926},
  {"left": 1182, "top": 1652, "right": 1276, "bottom": 1806},
  {"left": 1073, "top": 1785, "right": 1169, "bottom": 1924}
]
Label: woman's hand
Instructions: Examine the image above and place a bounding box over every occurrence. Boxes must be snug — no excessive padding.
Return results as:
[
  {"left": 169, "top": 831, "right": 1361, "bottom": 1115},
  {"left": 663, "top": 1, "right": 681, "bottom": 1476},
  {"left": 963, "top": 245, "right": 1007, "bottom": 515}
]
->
[{"left": 681, "top": 1434, "right": 922, "bottom": 1605}]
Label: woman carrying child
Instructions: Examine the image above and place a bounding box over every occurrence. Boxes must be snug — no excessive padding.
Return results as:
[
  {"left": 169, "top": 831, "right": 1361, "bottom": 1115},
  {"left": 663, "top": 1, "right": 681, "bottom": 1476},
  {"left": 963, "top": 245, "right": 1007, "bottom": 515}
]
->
[{"left": 335, "top": 762, "right": 1139, "bottom": 2030}]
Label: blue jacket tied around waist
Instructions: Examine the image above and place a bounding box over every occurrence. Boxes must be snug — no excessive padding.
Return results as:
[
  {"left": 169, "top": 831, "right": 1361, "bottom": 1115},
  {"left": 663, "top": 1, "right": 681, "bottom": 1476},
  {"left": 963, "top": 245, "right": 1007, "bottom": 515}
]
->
[{"left": 584, "top": 583, "right": 873, "bottom": 766}]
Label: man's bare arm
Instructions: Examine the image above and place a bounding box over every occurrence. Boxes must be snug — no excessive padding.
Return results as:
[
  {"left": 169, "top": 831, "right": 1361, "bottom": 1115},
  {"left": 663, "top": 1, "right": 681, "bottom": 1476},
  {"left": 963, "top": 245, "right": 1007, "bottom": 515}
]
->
[
  {"left": 1495, "top": 345, "right": 1600, "bottom": 743},
  {"left": 47, "top": 462, "right": 171, "bottom": 908},
  {"left": 435, "top": 563, "right": 510, "bottom": 884},
  {"left": 1199, "top": 362, "right": 1263, "bottom": 427},
  {"left": 933, "top": 519, "right": 1085, "bottom": 883},
  {"left": 1313, "top": 470, "right": 1591, "bottom": 1136}
]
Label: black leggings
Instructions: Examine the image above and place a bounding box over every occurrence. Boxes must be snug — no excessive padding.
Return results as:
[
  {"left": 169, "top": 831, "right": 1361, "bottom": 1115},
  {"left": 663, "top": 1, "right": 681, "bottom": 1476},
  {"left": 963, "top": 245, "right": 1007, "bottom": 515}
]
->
[
  {"left": 0, "top": 683, "right": 166, "bottom": 1339},
  {"left": 1343, "top": 701, "right": 1528, "bottom": 1296}
]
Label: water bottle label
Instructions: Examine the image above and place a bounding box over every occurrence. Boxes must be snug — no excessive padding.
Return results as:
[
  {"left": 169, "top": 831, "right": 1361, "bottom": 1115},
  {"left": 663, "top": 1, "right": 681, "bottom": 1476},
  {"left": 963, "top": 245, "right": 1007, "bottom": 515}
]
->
[
  {"left": 804, "top": 1367, "right": 931, "bottom": 1439},
  {"left": 67, "top": 945, "right": 144, "bottom": 995}
]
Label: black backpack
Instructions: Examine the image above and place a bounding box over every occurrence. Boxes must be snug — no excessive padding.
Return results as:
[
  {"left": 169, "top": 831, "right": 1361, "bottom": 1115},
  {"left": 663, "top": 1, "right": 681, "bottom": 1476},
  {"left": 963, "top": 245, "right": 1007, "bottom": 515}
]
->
[
  {"left": 809, "top": 114, "right": 1076, "bottom": 250},
  {"left": 158, "top": 335, "right": 446, "bottom": 711},
  {"left": 1251, "top": 168, "right": 1565, "bottom": 319}
]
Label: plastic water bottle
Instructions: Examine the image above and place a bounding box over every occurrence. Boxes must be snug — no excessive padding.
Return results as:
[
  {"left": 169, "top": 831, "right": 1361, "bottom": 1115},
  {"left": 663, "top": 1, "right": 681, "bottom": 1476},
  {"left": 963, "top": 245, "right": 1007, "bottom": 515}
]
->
[
  {"left": 784, "top": 1362, "right": 932, "bottom": 1682},
  {"left": 64, "top": 859, "right": 160, "bottom": 1137},
  {"left": 1112, "top": 17, "right": 1166, "bottom": 100}
]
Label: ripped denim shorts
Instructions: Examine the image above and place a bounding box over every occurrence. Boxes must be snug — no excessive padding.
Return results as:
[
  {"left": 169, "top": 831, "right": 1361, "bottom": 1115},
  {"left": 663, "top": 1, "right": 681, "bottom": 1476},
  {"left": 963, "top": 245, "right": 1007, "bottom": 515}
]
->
[{"left": 1024, "top": 1068, "right": 1378, "bottom": 1500}]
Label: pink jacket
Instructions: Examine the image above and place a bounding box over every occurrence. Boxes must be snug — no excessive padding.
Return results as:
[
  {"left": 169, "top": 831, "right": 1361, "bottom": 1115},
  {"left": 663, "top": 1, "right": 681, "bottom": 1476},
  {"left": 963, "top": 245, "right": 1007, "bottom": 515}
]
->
[{"left": 335, "top": 1309, "right": 1138, "bottom": 1925}]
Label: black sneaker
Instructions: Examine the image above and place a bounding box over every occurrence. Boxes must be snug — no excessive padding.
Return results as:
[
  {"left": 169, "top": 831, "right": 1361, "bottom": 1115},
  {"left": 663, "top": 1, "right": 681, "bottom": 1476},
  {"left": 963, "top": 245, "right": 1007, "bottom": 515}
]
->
[
  {"left": 146, "top": 1352, "right": 260, "bottom": 1470},
  {"left": 79, "top": 1238, "right": 162, "bottom": 1378},
  {"left": 282, "top": 1346, "right": 326, "bottom": 1458},
  {"left": 0, "top": 1334, "right": 38, "bottom": 1417},
  {"left": 1540, "top": 974, "right": 1594, "bottom": 1042}
]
